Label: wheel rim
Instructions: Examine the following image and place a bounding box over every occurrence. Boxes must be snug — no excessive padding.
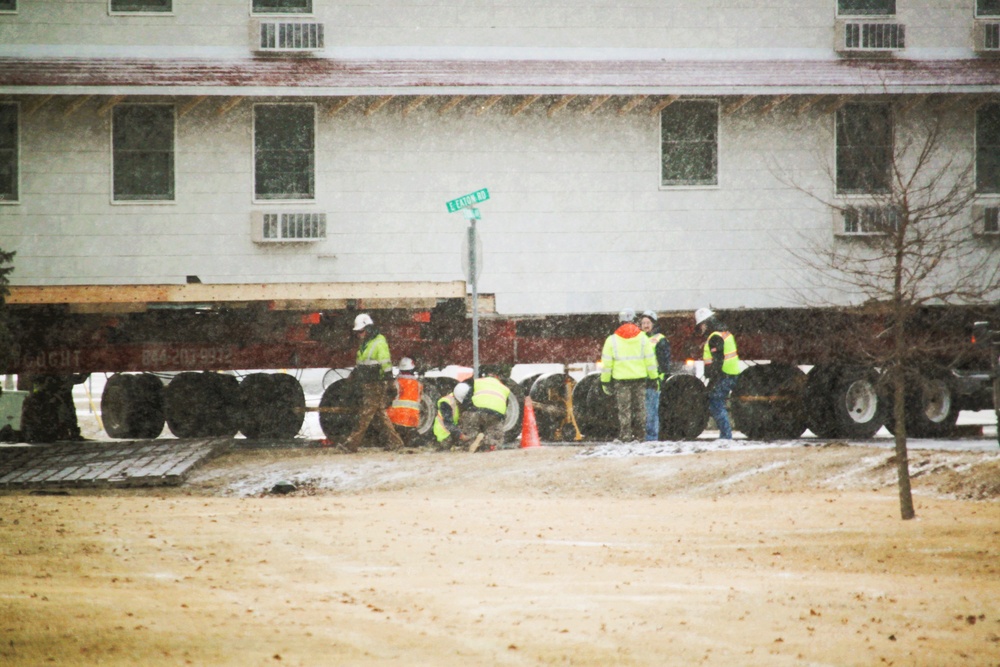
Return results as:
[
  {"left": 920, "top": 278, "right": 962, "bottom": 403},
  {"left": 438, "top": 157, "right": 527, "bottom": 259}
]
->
[
  {"left": 843, "top": 378, "right": 878, "bottom": 425},
  {"left": 921, "top": 379, "right": 952, "bottom": 425}
]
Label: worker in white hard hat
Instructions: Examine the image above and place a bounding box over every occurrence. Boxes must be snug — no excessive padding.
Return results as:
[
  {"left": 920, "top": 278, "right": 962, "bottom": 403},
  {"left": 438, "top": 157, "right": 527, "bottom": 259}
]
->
[
  {"left": 601, "top": 308, "right": 658, "bottom": 443},
  {"left": 695, "top": 308, "right": 741, "bottom": 441},
  {"left": 433, "top": 382, "right": 470, "bottom": 449},
  {"left": 342, "top": 313, "right": 405, "bottom": 452},
  {"left": 639, "top": 310, "right": 671, "bottom": 441},
  {"left": 386, "top": 356, "right": 423, "bottom": 446}
]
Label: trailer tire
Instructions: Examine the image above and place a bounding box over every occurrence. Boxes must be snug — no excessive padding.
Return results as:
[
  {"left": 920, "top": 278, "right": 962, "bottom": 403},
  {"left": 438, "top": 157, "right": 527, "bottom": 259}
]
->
[
  {"left": 731, "top": 364, "right": 807, "bottom": 440},
  {"left": 659, "top": 374, "right": 710, "bottom": 440},
  {"left": 573, "top": 371, "right": 618, "bottom": 440},
  {"left": 528, "top": 372, "right": 573, "bottom": 441},
  {"left": 408, "top": 381, "right": 439, "bottom": 446},
  {"left": 805, "top": 365, "right": 884, "bottom": 439},
  {"left": 238, "top": 373, "right": 305, "bottom": 440},
  {"left": 903, "top": 368, "right": 959, "bottom": 438},
  {"left": 102, "top": 373, "right": 166, "bottom": 439},
  {"left": 164, "top": 372, "right": 239, "bottom": 438},
  {"left": 501, "top": 377, "right": 525, "bottom": 444},
  {"left": 318, "top": 377, "right": 360, "bottom": 442}
]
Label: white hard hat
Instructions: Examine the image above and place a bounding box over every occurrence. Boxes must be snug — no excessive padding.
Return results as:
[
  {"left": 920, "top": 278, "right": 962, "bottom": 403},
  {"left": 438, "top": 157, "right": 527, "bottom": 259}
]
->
[
  {"left": 641, "top": 310, "right": 658, "bottom": 321},
  {"left": 453, "top": 382, "right": 470, "bottom": 403},
  {"left": 353, "top": 313, "right": 374, "bottom": 331},
  {"left": 398, "top": 357, "right": 415, "bottom": 372},
  {"left": 694, "top": 308, "right": 715, "bottom": 325},
  {"left": 618, "top": 308, "right": 636, "bottom": 323}
]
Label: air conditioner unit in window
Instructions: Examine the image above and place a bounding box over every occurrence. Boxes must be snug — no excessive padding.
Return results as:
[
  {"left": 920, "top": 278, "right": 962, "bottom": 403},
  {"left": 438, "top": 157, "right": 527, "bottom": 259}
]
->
[
  {"left": 972, "top": 204, "right": 1000, "bottom": 235},
  {"left": 251, "top": 20, "right": 324, "bottom": 54},
  {"left": 836, "top": 205, "right": 901, "bottom": 235},
  {"left": 974, "top": 21, "right": 1000, "bottom": 54},
  {"left": 251, "top": 211, "right": 327, "bottom": 243},
  {"left": 835, "top": 20, "right": 905, "bottom": 53}
]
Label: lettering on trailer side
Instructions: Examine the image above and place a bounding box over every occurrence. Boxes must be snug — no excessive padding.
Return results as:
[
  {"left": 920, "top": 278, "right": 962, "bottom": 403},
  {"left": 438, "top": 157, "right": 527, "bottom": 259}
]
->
[
  {"left": 140, "top": 346, "right": 235, "bottom": 369},
  {"left": 22, "top": 349, "right": 83, "bottom": 372}
]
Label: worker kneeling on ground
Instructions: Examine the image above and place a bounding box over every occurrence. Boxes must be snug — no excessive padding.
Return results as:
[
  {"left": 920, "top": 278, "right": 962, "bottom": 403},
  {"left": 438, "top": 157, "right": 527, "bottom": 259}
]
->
[
  {"left": 459, "top": 371, "right": 511, "bottom": 452},
  {"left": 433, "top": 382, "right": 470, "bottom": 449}
]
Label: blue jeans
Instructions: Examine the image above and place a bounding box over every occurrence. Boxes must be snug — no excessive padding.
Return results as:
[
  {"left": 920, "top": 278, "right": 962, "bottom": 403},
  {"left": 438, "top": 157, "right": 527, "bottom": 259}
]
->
[
  {"left": 708, "top": 374, "right": 738, "bottom": 440},
  {"left": 645, "top": 386, "right": 659, "bottom": 441}
]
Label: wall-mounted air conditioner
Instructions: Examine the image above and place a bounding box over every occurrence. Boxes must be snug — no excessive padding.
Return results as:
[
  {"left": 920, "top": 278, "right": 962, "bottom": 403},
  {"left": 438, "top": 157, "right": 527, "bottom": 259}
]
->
[
  {"left": 835, "top": 205, "right": 901, "bottom": 236},
  {"left": 251, "top": 20, "right": 324, "bottom": 54},
  {"left": 251, "top": 211, "right": 327, "bottom": 243},
  {"left": 972, "top": 204, "right": 1000, "bottom": 235},
  {"left": 835, "top": 20, "right": 905, "bottom": 53},
  {"left": 974, "top": 21, "right": 1000, "bottom": 54}
]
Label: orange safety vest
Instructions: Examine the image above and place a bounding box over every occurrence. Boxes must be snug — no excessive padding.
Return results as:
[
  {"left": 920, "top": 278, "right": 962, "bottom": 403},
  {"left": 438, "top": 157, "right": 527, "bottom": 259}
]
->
[{"left": 387, "top": 375, "right": 422, "bottom": 427}]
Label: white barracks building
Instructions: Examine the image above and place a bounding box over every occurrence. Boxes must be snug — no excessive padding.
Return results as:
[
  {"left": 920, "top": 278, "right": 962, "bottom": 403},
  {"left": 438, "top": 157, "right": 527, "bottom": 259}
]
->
[{"left": 1, "top": 1, "right": 999, "bottom": 317}]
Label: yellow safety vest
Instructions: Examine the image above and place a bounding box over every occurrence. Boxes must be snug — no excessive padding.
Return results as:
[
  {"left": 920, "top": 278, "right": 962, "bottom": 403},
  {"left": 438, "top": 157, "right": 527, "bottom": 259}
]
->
[
  {"left": 648, "top": 332, "right": 666, "bottom": 381},
  {"left": 470, "top": 377, "right": 511, "bottom": 415},
  {"left": 433, "top": 394, "right": 460, "bottom": 442},
  {"left": 601, "top": 332, "right": 657, "bottom": 382},
  {"left": 703, "top": 331, "right": 740, "bottom": 376},
  {"left": 356, "top": 333, "right": 392, "bottom": 379}
]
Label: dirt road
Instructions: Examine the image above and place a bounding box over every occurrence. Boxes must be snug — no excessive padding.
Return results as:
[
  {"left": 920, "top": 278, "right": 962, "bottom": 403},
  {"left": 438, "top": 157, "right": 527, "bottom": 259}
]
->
[{"left": 2, "top": 442, "right": 999, "bottom": 666}]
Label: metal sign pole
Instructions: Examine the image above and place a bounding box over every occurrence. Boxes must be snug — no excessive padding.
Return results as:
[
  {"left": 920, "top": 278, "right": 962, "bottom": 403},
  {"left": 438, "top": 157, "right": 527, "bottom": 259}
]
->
[{"left": 469, "top": 217, "right": 479, "bottom": 380}]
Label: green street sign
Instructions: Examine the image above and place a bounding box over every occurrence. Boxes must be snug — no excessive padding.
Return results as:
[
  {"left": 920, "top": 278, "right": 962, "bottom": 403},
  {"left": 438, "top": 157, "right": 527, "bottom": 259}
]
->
[{"left": 446, "top": 188, "right": 490, "bottom": 213}]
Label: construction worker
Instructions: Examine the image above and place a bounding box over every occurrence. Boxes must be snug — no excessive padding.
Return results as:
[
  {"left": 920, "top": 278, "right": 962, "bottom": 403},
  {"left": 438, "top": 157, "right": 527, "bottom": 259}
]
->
[
  {"left": 601, "top": 309, "right": 658, "bottom": 443},
  {"left": 342, "top": 313, "right": 405, "bottom": 452},
  {"left": 695, "top": 307, "right": 741, "bottom": 441},
  {"left": 433, "top": 382, "right": 470, "bottom": 449},
  {"left": 639, "top": 310, "right": 671, "bottom": 441},
  {"left": 387, "top": 356, "right": 423, "bottom": 446},
  {"left": 460, "top": 371, "right": 511, "bottom": 452}
]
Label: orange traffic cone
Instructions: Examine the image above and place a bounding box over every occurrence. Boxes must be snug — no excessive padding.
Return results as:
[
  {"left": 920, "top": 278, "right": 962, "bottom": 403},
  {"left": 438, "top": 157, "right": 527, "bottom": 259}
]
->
[{"left": 520, "top": 397, "right": 542, "bottom": 449}]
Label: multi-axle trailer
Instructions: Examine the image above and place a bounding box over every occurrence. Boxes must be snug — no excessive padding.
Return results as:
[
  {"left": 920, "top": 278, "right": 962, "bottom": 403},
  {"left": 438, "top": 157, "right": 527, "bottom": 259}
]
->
[{"left": 4, "top": 284, "right": 997, "bottom": 446}]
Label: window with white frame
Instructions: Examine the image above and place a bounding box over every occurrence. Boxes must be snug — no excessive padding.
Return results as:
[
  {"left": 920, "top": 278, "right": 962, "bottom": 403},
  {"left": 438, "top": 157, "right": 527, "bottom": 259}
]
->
[
  {"left": 252, "top": 0, "right": 311, "bottom": 14},
  {"left": 0, "top": 103, "right": 19, "bottom": 202},
  {"left": 0, "top": 0, "right": 16, "bottom": 12},
  {"left": 977, "top": 0, "right": 1000, "bottom": 17},
  {"left": 660, "top": 100, "right": 718, "bottom": 187},
  {"left": 254, "top": 104, "right": 315, "bottom": 201},
  {"left": 112, "top": 104, "right": 175, "bottom": 201},
  {"left": 836, "top": 103, "right": 892, "bottom": 195},
  {"left": 976, "top": 103, "right": 1000, "bottom": 194},
  {"left": 110, "top": 0, "right": 170, "bottom": 12},
  {"left": 838, "top": 0, "right": 895, "bottom": 16}
]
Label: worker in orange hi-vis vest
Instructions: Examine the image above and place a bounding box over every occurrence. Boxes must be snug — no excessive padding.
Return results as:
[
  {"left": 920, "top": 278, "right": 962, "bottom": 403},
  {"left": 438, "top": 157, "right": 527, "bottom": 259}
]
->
[{"left": 387, "top": 356, "right": 423, "bottom": 446}]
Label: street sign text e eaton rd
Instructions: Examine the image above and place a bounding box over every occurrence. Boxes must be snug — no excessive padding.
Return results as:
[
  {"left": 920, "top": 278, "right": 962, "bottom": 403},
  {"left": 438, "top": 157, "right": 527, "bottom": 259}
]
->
[{"left": 446, "top": 188, "right": 490, "bottom": 213}]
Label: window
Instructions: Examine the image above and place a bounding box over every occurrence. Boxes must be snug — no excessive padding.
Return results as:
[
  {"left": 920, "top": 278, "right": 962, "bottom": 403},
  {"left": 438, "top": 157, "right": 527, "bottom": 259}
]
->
[
  {"left": 112, "top": 105, "right": 175, "bottom": 201},
  {"left": 0, "top": 103, "right": 18, "bottom": 202},
  {"left": 0, "top": 1, "right": 16, "bottom": 13},
  {"left": 254, "top": 104, "right": 315, "bottom": 201},
  {"left": 252, "top": 0, "right": 311, "bottom": 14},
  {"left": 976, "top": 104, "right": 1000, "bottom": 194},
  {"left": 836, "top": 103, "right": 892, "bottom": 195},
  {"left": 110, "top": 0, "right": 170, "bottom": 12},
  {"left": 838, "top": 0, "right": 895, "bottom": 16},
  {"left": 660, "top": 100, "right": 718, "bottom": 187},
  {"left": 978, "top": 0, "right": 1000, "bottom": 17}
]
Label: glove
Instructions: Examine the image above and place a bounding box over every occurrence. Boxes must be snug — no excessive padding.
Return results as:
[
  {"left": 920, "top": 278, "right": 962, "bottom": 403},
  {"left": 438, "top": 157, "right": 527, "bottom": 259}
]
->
[{"left": 601, "top": 382, "right": 611, "bottom": 396}]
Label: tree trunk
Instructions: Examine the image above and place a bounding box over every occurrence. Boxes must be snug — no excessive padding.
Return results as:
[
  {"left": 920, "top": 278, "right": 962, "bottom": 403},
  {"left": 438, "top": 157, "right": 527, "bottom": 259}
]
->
[{"left": 892, "top": 367, "right": 916, "bottom": 520}]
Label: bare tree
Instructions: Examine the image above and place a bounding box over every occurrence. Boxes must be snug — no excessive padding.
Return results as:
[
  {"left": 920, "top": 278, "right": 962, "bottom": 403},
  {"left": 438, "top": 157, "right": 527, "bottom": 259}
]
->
[{"left": 785, "top": 102, "right": 1000, "bottom": 520}]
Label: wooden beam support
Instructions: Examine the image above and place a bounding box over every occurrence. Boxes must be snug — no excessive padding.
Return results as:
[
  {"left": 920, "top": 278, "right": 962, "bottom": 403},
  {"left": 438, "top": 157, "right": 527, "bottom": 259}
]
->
[
  {"left": 546, "top": 95, "right": 577, "bottom": 117},
  {"left": 327, "top": 96, "right": 357, "bottom": 116},
  {"left": 365, "top": 95, "right": 394, "bottom": 116},
  {"left": 63, "top": 95, "right": 93, "bottom": 118},
  {"left": 758, "top": 94, "right": 791, "bottom": 115},
  {"left": 475, "top": 95, "right": 503, "bottom": 116},
  {"left": 581, "top": 94, "right": 612, "bottom": 114},
  {"left": 649, "top": 95, "right": 679, "bottom": 116},
  {"left": 24, "top": 95, "right": 53, "bottom": 116},
  {"left": 511, "top": 95, "right": 541, "bottom": 116},
  {"left": 216, "top": 96, "right": 244, "bottom": 116},
  {"left": 723, "top": 95, "right": 755, "bottom": 115},
  {"left": 96, "top": 95, "right": 127, "bottom": 116},
  {"left": 438, "top": 95, "right": 467, "bottom": 115},
  {"left": 618, "top": 95, "right": 648, "bottom": 115},
  {"left": 177, "top": 95, "right": 207, "bottom": 117},
  {"left": 401, "top": 95, "right": 430, "bottom": 117},
  {"left": 823, "top": 95, "right": 850, "bottom": 114},
  {"left": 795, "top": 95, "right": 824, "bottom": 115}
]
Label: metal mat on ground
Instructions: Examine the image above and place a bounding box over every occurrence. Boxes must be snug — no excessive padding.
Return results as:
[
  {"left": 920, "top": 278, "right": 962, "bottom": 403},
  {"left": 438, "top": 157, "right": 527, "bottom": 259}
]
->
[{"left": 0, "top": 438, "right": 232, "bottom": 489}]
